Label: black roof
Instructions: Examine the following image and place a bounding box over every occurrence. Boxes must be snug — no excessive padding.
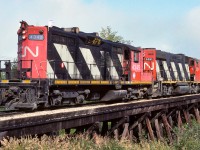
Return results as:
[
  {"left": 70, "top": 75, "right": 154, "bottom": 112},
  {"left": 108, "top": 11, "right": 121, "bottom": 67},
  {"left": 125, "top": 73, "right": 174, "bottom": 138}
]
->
[{"left": 50, "top": 26, "right": 140, "bottom": 51}]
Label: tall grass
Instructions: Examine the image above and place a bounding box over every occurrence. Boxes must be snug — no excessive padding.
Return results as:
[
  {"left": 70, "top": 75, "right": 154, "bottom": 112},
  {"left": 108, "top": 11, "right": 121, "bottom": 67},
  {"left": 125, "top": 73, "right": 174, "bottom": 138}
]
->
[
  {"left": 1, "top": 121, "right": 200, "bottom": 150},
  {"left": 1, "top": 134, "right": 171, "bottom": 150}
]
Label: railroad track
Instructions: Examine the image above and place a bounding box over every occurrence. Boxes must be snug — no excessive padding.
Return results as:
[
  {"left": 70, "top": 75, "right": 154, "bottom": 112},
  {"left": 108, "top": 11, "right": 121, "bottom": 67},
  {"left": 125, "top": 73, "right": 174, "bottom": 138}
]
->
[
  {"left": 0, "top": 97, "right": 140, "bottom": 116},
  {"left": 0, "top": 109, "right": 26, "bottom": 117},
  {"left": 0, "top": 94, "right": 195, "bottom": 117}
]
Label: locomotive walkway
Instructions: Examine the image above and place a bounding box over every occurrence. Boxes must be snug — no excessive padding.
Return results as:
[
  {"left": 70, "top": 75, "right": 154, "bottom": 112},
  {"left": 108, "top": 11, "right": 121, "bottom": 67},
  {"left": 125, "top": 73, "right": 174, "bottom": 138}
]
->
[{"left": 1, "top": 94, "right": 200, "bottom": 142}]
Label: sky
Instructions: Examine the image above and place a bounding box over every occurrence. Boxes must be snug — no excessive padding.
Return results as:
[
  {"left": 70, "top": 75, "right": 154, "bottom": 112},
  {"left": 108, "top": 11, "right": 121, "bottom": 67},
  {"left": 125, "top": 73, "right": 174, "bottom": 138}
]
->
[{"left": 0, "top": 0, "right": 200, "bottom": 60}]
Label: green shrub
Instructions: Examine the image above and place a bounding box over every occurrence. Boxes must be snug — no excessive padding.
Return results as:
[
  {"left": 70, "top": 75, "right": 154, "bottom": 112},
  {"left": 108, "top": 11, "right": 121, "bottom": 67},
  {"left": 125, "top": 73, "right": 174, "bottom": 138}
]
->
[{"left": 174, "top": 121, "right": 200, "bottom": 150}]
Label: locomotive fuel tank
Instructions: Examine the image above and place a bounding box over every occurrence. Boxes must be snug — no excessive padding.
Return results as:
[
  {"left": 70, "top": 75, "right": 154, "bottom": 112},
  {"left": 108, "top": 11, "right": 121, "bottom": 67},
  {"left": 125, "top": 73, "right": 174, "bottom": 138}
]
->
[
  {"left": 100, "top": 90, "right": 127, "bottom": 101},
  {"left": 173, "top": 83, "right": 190, "bottom": 95}
]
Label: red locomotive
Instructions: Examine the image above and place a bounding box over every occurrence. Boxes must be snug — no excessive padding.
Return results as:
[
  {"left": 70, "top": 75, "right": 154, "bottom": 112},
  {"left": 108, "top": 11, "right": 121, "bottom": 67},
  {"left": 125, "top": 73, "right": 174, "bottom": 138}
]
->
[{"left": 0, "top": 21, "right": 199, "bottom": 110}]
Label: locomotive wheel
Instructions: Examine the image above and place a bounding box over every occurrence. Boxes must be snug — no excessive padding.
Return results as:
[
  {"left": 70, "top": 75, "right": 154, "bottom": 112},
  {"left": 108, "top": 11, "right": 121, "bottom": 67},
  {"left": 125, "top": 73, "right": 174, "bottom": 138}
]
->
[
  {"left": 5, "top": 98, "right": 19, "bottom": 110},
  {"left": 0, "top": 89, "right": 6, "bottom": 105},
  {"left": 49, "top": 96, "right": 62, "bottom": 106},
  {"left": 75, "top": 95, "right": 85, "bottom": 104},
  {"left": 168, "top": 86, "right": 174, "bottom": 96},
  {"left": 25, "top": 88, "right": 36, "bottom": 103}
]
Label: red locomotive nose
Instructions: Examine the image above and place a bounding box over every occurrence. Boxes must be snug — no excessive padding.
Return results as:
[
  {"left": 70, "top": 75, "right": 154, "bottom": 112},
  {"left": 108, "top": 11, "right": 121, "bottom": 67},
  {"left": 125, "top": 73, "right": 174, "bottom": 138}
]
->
[{"left": 17, "top": 22, "right": 48, "bottom": 79}]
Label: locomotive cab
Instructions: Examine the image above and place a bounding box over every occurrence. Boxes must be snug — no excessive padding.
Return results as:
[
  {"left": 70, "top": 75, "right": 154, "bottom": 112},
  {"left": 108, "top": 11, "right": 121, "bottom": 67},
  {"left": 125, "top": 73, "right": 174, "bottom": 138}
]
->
[
  {"left": 130, "top": 50, "right": 141, "bottom": 81},
  {"left": 189, "top": 58, "right": 200, "bottom": 82},
  {"left": 17, "top": 21, "right": 48, "bottom": 79},
  {"left": 141, "top": 48, "right": 156, "bottom": 82},
  {"left": 122, "top": 47, "right": 153, "bottom": 82}
]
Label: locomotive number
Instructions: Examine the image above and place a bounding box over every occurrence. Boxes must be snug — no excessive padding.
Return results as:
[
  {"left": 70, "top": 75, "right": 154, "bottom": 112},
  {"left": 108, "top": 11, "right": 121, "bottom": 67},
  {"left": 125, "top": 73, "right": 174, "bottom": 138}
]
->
[
  {"left": 132, "top": 64, "right": 140, "bottom": 71},
  {"left": 28, "top": 34, "right": 44, "bottom": 41}
]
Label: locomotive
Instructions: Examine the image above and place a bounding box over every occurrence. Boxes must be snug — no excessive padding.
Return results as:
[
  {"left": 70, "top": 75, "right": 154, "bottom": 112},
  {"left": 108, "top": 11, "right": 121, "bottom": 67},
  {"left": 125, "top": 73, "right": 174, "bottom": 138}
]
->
[{"left": 0, "top": 21, "right": 199, "bottom": 110}]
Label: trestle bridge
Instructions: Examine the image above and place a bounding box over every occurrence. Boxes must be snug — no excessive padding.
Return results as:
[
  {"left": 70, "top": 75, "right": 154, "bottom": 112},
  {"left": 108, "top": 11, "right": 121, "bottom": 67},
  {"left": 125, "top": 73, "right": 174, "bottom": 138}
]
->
[{"left": 1, "top": 94, "right": 200, "bottom": 143}]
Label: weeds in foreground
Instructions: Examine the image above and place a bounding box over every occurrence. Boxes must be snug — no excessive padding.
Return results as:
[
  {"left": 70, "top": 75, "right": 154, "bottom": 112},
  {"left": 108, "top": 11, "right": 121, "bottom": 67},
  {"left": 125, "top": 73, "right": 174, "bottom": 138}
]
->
[
  {"left": 2, "top": 121, "right": 200, "bottom": 150},
  {"left": 0, "top": 134, "right": 171, "bottom": 150}
]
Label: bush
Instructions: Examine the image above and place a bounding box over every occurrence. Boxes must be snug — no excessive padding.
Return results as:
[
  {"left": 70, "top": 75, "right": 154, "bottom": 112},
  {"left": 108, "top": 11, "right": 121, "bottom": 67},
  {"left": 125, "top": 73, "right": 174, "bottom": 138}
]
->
[{"left": 174, "top": 121, "right": 200, "bottom": 150}]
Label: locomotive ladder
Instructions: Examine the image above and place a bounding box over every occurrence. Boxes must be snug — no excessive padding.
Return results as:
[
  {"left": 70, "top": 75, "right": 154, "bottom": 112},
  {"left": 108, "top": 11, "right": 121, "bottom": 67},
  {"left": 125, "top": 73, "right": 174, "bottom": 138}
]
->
[{"left": 1, "top": 94, "right": 200, "bottom": 143}]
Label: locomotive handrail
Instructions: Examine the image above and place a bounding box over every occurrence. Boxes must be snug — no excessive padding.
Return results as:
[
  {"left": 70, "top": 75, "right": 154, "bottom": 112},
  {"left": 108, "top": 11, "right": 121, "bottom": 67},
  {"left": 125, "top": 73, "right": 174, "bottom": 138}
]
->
[
  {"left": 0, "top": 60, "right": 21, "bottom": 80},
  {"left": 0, "top": 60, "right": 11, "bottom": 79},
  {"left": 45, "top": 60, "right": 155, "bottom": 85},
  {"left": 45, "top": 60, "right": 123, "bottom": 82},
  {"left": 159, "top": 69, "right": 189, "bottom": 82}
]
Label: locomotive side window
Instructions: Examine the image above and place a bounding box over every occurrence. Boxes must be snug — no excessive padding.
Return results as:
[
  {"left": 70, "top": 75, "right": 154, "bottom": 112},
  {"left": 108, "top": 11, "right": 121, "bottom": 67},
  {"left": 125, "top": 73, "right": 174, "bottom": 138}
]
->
[
  {"left": 190, "top": 60, "right": 194, "bottom": 66},
  {"left": 134, "top": 51, "right": 139, "bottom": 63},
  {"left": 124, "top": 49, "right": 130, "bottom": 60},
  {"left": 28, "top": 34, "right": 44, "bottom": 41},
  {"left": 112, "top": 46, "right": 123, "bottom": 68}
]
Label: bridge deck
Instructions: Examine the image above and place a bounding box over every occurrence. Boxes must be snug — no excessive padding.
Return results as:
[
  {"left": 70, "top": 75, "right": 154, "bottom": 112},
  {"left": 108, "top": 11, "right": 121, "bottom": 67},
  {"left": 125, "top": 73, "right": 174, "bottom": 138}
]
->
[{"left": 0, "top": 94, "right": 200, "bottom": 140}]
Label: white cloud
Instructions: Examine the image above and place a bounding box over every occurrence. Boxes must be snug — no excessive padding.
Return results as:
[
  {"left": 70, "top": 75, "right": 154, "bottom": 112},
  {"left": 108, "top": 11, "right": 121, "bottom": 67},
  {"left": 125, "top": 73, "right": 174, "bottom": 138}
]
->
[
  {"left": 177, "top": 6, "right": 200, "bottom": 58},
  {"left": 123, "top": 6, "right": 200, "bottom": 58},
  {"left": 0, "top": 0, "right": 200, "bottom": 60},
  {"left": 186, "top": 6, "right": 200, "bottom": 32},
  {"left": 185, "top": 6, "right": 200, "bottom": 43}
]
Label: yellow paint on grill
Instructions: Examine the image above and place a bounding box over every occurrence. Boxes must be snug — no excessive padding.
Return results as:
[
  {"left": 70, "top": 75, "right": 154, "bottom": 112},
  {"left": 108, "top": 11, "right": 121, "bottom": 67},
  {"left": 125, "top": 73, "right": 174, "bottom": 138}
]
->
[
  {"left": 54, "top": 80, "right": 152, "bottom": 85},
  {"left": 80, "top": 81, "right": 91, "bottom": 84},
  {"left": 1, "top": 80, "right": 9, "bottom": 83},
  {"left": 162, "top": 81, "right": 192, "bottom": 84},
  {"left": 113, "top": 81, "right": 119, "bottom": 84},
  {"left": 22, "top": 80, "right": 31, "bottom": 83},
  {"left": 132, "top": 81, "right": 152, "bottom": 84},
  {"left": 67, "top": 80, "right": 79, "bottom": 84},
  {"left": 54, "top": 80, "right": 61, "bottom": 84},
  {"left": 193, "top": 81, "right": 200, "bottom": 84},
  {"left": 162, "top": 81, "right": 177, "bottom": 84},
  {"left": 90, "top": 81, "right": 100, "bottom": 84},
  {"left": 100, "top": 81, "right": 109, "bottom": 84}
]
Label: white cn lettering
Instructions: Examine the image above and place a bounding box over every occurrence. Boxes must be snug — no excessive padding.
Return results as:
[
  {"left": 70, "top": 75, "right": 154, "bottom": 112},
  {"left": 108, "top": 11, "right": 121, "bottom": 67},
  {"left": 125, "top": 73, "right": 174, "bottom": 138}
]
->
[
  {"left": 22, "top": 46, "right": 39, "bottom": 57},
  {"left": 144, "top": 62, "right": 154, "bottom": 70}
]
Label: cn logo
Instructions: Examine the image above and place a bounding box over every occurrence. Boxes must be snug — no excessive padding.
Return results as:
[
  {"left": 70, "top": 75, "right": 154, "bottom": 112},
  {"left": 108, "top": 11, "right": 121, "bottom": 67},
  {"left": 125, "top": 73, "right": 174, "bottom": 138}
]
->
[
  {"left": 144, "top": 62, "right": 155, "bottom": 70},
  {"left": 22, "top": 46, "right": 39, "bottom": 57}
]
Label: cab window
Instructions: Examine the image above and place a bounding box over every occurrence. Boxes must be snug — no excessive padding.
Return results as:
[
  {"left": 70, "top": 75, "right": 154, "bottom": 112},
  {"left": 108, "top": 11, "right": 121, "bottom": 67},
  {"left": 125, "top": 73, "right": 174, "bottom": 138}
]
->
[
  {"left": 124, "top": 50, "right": 130, "bottom": 60},
  {"left": 190, "top": 60, "right": 194, "bottom": 66},
  {"left": 134, "top": 52, "right": 139, "bottom": 63}
]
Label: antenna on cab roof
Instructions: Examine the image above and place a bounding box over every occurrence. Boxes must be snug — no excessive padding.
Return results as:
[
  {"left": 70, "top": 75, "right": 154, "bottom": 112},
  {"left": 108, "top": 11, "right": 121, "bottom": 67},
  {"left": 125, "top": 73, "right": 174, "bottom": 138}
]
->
[{"left": 48, "top": 20, "right": 54, "bottom": 27}]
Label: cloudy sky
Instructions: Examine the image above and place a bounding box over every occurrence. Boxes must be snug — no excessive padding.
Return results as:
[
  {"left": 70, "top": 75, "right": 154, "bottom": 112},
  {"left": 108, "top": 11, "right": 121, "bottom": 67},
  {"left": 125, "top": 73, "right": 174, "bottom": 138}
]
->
[{"left": 0, "top": 0, "right": 200, "bottom": 60}]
